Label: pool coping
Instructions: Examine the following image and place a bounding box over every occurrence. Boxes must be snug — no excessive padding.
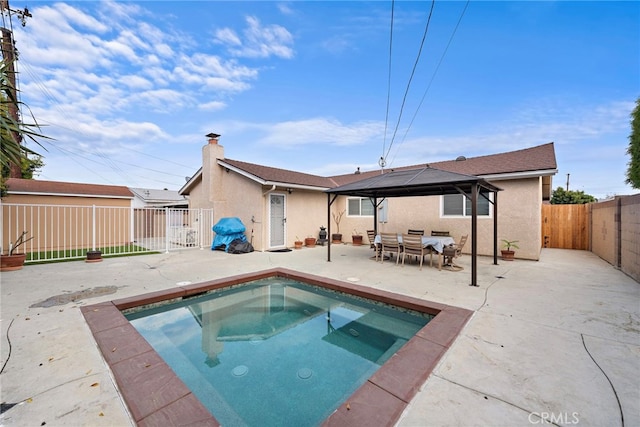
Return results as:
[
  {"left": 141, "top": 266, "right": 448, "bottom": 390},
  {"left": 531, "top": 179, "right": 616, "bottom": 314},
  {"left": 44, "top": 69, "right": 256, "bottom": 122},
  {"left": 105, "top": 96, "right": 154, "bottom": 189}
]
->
[{"left": 80, "top": 268, "right": 473, "bottom": 427}]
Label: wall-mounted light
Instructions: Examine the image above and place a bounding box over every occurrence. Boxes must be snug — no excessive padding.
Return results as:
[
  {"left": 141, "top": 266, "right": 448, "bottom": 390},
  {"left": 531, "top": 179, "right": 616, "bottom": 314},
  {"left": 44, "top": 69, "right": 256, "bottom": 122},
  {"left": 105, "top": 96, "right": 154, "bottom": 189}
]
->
[{"left": 287, "top": 188, "right": 293, "bottom": 194}]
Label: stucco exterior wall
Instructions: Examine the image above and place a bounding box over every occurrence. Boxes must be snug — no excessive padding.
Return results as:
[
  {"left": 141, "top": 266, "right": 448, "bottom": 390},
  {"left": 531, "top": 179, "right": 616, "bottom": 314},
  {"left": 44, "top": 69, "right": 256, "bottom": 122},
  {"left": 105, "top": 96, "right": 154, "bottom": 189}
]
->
[
  {"left": 217, "top": 173, "right": 262, "bottom": 249},
  {"left": 493, "top": 178, "right": 543, "bottom": 260},
  {"left": 281, "top": 190, "right": 326, "bottom": 247},
  {"left": 186, "top": 178, "right": 205, "bottom": 209}
]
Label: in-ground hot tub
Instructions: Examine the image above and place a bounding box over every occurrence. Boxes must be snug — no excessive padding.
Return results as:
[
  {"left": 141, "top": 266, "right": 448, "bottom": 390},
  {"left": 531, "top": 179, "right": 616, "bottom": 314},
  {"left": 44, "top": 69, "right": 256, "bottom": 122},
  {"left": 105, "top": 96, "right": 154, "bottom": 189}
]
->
[{"left": 81, "top": 268, "right": 472, "bottom": 426}]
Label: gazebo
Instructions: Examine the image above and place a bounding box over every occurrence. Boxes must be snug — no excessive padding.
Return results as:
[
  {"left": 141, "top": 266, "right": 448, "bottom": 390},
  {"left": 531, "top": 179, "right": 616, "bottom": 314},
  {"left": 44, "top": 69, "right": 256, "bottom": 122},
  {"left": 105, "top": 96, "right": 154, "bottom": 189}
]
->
[{"left": 325, "top": 166, "right": 502, "bottom": 287}]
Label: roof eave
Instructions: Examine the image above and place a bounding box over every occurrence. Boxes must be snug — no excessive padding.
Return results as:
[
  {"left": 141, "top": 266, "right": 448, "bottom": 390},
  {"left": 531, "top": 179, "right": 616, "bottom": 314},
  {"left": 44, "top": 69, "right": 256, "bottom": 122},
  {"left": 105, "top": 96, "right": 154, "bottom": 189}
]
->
[
  {"left": 179, "top": 168, "right": 203, "bottom": 195},
  {"left": 219, "top": 160, "right": 268, "bottom": 185},
  {"left": 7, "top": 191, "right": 133, "bottom": 199},
  {"left": 219, "top": 160, "right": 329, "bottom": 191},
  {"left": 479, "top": 168, "right": 558, "bottom": 181},
  {"left": 263, "top": 182, "right": 330, "bottom": 192}
]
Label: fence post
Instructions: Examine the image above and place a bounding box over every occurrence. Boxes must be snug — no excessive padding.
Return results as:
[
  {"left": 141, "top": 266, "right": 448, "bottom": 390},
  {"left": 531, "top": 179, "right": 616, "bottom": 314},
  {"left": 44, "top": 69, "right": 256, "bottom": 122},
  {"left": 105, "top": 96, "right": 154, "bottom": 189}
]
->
[
  {"left": 130, "top": 206, "right": 134, "bottom": 247},
  {"left": 165, "top": 207, "right": 170, "bottom": 253},
  {"left": 198, "top": 209, "right": 203, "bottom": 250},
  {"left": 92, "top": 205, "right": 96, "bottom": 251}
]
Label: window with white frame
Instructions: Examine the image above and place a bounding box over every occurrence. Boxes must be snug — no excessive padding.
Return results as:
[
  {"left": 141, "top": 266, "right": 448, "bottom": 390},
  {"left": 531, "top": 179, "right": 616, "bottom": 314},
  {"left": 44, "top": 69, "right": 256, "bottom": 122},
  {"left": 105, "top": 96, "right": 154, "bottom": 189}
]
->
[
  {"left": 442, "top": 193, "right": 492, "bottom": 217},
  {"left": 347, "top": 197, "right": 375, "bottom": 216}
]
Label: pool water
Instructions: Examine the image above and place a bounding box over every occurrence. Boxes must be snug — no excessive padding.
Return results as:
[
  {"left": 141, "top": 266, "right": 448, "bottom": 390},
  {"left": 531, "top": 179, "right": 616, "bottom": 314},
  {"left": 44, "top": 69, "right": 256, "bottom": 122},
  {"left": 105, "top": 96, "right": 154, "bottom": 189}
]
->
[{"left": 125, "top": 277, "right": 432, "bottom": 426}]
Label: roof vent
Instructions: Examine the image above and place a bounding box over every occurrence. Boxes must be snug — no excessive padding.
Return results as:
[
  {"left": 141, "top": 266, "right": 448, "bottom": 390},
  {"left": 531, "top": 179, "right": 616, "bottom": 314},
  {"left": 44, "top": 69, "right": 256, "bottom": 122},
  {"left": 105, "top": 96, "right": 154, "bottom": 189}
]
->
[{"left": 456, "top": 156, "right": 466, "bottom": 161}]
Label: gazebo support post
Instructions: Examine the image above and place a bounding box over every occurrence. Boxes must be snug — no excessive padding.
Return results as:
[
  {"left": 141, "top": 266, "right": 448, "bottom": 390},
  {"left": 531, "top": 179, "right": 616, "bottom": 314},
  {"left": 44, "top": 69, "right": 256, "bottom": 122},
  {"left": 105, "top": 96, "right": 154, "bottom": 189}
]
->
[
  {"left": 371, "top": 197, "right": 378, "bottom": 235},
  {"left": 470, "top": 183, "right": 478, "bottom": 287},
  {"left": 493, "top": 191, "right": 498, "bottom": 265},
  {"left": 327, "top": 193, "right": 339, "bottom": 262}
]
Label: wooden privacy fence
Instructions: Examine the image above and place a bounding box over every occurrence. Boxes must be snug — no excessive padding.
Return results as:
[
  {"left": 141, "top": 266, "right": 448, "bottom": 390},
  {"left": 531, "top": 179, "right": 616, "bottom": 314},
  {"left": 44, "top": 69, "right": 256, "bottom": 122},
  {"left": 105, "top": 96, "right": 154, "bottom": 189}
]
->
[{"left": 541, "top": 204, "right": 590, "bottom": 250}]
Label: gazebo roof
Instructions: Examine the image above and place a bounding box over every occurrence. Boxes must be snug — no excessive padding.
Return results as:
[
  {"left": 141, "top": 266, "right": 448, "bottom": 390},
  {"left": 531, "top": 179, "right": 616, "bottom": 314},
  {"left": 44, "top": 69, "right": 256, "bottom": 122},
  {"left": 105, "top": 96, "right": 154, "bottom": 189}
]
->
[{"left": 326, "top": 166, "right": 502, "bottom": 198}]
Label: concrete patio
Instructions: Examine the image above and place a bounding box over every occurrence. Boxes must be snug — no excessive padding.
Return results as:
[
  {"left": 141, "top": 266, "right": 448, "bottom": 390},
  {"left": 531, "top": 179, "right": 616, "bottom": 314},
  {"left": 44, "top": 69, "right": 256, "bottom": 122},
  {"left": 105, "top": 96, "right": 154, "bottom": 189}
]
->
[{"left": 1, "top": 245, "right": 638, "bottom": 426}]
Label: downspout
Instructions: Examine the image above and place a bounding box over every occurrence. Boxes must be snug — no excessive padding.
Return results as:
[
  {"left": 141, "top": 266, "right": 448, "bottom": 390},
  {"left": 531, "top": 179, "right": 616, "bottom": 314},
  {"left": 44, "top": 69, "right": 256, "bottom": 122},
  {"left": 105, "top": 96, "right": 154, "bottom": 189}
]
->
[{"left": 262, "top": 185, "right": 276, "bottom": 196}]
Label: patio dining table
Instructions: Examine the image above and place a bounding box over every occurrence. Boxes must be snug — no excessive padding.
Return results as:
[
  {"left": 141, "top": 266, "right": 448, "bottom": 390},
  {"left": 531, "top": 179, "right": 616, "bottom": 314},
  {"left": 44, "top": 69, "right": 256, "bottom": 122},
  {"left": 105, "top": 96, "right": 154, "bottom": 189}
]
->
[{"left": 373, "top": 234, "right": 455, "bottom": 253}]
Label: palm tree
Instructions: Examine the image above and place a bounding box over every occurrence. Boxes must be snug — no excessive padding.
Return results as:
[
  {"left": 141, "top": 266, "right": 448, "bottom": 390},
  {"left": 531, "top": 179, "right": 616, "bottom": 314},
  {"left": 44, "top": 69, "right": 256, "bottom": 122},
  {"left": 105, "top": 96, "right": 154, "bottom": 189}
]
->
[{"left": 0, "top": 58, "right": 50, "bottom": 195}]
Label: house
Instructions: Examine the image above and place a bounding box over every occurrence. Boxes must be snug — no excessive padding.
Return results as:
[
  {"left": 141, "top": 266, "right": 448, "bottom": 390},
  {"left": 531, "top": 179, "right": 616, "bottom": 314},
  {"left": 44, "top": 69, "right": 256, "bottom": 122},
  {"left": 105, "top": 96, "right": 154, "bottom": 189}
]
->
[
  {"left": 3, "top": 178, "right": 133, "bottom": 206},
  {"left": 180, "top": 135, "right": 557, "bottom": 260},
  {"left": 1, "top": 179, "right": 134, "bottom": 253},
  {"left": 129, "top": 187, "right": 188, "bottom": 208}
]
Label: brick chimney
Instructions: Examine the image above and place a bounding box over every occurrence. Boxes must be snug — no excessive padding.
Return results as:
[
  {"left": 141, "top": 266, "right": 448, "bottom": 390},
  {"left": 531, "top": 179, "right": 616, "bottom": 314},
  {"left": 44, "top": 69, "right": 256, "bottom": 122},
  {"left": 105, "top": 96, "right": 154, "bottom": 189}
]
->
[{"left": 206, "top": 133, "right": 221, "bottom": 145}]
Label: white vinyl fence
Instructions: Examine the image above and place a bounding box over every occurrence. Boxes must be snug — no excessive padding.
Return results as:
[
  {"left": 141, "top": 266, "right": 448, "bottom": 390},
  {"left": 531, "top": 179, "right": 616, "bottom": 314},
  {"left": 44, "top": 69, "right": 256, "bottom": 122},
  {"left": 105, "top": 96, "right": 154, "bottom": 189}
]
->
[{"left": 1, "top": 203, "right": 215, "bottom": 264}]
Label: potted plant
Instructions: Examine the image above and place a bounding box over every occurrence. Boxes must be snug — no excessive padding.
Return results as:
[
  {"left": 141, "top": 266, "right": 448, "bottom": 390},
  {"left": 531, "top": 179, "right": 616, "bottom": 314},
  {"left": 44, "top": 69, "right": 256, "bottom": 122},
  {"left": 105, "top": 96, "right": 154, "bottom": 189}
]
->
[
  {"left": 351, "top": 229, "right": 363, "bottom": 246},
  {"left": 501, "top": 239, "right": 519, "bottom": 261},
  {"left": 1, "top": 231, "right": 34, "bottom": 271},
  {"left": 305, "top": 236, "right": 317, "bottom": 247},
  {"left": 86, "top": 249, "right": 103, "bottom": 263},
  {"left": 294, "top": 236, "right": 303, "bottom": 249},
  {"left": 332, "top": 210, "right": 345, "bottom": 243}
]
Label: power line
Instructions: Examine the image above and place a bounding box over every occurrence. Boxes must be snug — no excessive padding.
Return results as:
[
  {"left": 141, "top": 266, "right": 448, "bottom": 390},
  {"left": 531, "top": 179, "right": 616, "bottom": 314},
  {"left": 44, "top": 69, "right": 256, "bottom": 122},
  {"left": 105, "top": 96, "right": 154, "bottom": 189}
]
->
[
  {"left": 397, "top": 0, "right": 471, "bottom": 148},
  {"left": 381, "top": 0, "right": 395, "bottom": 169},
  {"left": 384, "top": 0, "right": 436, "bottom": 165},
  {"left": 37, "top": 141, "right": 186, "bottom": 187}
]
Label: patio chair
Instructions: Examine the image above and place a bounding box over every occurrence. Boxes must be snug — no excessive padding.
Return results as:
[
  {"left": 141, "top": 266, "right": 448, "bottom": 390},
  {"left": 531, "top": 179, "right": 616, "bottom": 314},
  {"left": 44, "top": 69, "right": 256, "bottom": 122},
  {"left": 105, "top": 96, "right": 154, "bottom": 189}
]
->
[
  {"left": 441, "top": 234, "right": 468, "bottom": 271},
  {"left": 366, "top": 229, "right": 381, "bottom": 261},
  {"left": 380, "top": 232, "right": 403, "bottom": 265},
  {"left": 431, "top": 230, "right": 450, "bottom": 236},
  {"left": 401, "top": 233, "right": 428, "bottom": 270},
  {"left": 407, "top": 229, "right": 425, "bottom": 263}
]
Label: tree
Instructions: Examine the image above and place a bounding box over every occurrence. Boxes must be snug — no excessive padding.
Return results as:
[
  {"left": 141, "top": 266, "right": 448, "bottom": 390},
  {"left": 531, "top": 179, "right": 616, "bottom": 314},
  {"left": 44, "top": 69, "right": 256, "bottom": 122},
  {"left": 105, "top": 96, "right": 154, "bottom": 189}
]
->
[
  {"left": 0, "top": 58, "right": 49, "bottom": 196},
  {"left": 626, "top": 97, "right": 640, "bottom": 189},
  {"left": 550, "top": 187, "right": 596, "bottom": 204}
]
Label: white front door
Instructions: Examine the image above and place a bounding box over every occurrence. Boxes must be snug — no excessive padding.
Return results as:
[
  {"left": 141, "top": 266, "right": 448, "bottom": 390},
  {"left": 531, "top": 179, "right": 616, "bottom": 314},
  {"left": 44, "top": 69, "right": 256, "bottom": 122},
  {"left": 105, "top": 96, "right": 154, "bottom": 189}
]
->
[{"left": 269, "top": 194, "right": 286, "bottom": 247}]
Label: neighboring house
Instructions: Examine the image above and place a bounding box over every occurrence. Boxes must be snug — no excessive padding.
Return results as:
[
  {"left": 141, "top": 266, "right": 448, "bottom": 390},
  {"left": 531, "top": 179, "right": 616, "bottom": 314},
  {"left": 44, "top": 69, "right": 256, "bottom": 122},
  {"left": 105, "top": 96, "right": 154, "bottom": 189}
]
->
[
  {"left": 129, "top": 187, "right": 188, "bottom": 208},
  {"left": 1, "top": 178, "right": 134, "bottom": 252},
  {"left": 180, "top": 135, "right": 557, "bottom": 260},
  {"left": 3, "top": 178, "right": 133, "bottom": 206}
]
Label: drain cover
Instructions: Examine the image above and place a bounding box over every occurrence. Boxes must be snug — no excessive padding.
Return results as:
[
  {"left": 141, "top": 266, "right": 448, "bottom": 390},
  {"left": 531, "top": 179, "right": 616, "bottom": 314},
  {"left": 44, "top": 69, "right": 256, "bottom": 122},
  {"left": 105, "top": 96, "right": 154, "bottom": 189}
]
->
[
  {"left": 297, "top": 368, "right": 313, "bottom": 379},
  {"left": 232, "top": 365, "right": 249, "bottom": 377}
]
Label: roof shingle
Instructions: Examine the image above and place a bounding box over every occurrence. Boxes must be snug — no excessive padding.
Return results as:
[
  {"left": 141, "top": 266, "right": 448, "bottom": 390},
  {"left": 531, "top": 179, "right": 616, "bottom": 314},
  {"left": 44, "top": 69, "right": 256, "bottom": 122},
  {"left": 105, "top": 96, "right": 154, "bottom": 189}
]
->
[{"left": 6, "top": 178, "right": 133, "bottom": 198}]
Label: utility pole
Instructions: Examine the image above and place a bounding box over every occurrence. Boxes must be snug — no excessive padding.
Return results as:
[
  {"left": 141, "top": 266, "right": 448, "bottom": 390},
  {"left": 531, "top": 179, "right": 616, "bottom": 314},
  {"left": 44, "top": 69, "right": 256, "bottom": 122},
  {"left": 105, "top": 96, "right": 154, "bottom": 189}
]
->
[
  {"left": 566, "top": 173, "right": 570, "bottom": 191},
  {"left": 1, "top": 0, "right": 31, "bottom": 178}
]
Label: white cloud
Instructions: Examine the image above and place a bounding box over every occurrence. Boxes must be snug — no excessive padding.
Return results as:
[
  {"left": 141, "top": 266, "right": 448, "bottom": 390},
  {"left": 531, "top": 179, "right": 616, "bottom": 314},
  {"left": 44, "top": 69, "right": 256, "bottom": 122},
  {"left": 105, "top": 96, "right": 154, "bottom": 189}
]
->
[
  {"left": 120, "top": 75, "right": 154, "bottom": 91},
  {"left": 199, "top": 101, "right": 227, "bottom": 111},
  {"left": 215, "top": 15, "right": 294, "bottom": 59},
  {"left": 277, "top": 3, "right": 295, "bottom": 16},
  {"left": 214, "top": 28, "right": 242, "bottom": 46},
  {"left": 54, "top": 2, "right": 110, "bottom": 33},
  {"left": 256, "top": 118, "right": 384, "bottom": 147}
]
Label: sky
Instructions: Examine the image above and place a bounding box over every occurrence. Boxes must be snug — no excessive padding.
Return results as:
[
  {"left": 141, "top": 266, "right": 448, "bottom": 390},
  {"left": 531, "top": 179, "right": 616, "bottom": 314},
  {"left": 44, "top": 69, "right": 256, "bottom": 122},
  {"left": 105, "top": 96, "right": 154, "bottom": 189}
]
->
[{"left": 6, "top": 0, "right": 639, "bottom": 199}]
